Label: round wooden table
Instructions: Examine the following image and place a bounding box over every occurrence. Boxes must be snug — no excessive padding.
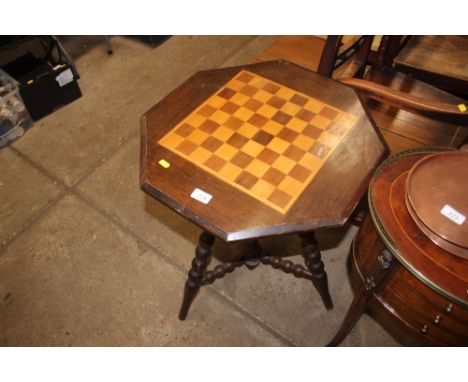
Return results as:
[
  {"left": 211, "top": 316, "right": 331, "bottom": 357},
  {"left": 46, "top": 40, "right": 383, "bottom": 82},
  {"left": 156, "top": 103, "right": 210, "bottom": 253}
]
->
[{"left": 329, "top": 148, "right": 468, "bottom": 346}]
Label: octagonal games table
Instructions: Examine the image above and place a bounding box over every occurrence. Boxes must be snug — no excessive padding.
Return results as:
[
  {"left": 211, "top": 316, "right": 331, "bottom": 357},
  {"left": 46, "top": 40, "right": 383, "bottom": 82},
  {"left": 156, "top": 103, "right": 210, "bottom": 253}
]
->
[{"left": 140, "top": 61, "right": 388, "bottom": 320}]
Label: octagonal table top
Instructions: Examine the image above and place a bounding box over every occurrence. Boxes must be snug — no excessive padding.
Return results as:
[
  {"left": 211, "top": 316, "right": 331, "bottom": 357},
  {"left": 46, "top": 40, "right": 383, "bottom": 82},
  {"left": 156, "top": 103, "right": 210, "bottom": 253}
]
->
[{"left": 140, "top": 61, "right": 388, "bottom": 241}]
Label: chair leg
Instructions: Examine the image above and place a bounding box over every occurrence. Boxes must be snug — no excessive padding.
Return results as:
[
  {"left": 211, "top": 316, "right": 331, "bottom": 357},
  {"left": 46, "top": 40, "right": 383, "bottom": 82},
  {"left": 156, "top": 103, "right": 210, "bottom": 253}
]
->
[
  {"left": 178, "top": 231, "right": 215, "bottom": 320},
  {"left": 299, "top": 232, "right": 333, "bottom": 310}
]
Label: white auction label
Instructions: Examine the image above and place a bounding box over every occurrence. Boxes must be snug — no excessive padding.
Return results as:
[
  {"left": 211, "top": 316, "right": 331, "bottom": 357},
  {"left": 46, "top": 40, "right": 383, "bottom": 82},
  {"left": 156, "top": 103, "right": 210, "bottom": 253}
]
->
[
  {"left": 440, "top": 204, "right": 466, "bottom": 225},
  {"left": 55, "top": 68, "right": 74, "bottom": 87},
  {"left": 190, "top": 188, "right": 213, "bottom": 204}
]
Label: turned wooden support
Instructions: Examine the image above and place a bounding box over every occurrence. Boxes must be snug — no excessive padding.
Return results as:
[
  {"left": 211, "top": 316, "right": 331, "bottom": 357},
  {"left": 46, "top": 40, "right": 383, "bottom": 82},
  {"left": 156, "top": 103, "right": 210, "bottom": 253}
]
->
[
  {"left": 299, "top": 231, "right": 333, "bottom": 310},
  {"left": 201, "top": 240, "right": 264, "bottom": 285},
  {"left": 242, "top": 239, "right": 263, "bottom": 270},
  {"left": 260, "top": 256, "right": 312, "bottom": 280},
  {"left": 178, "top": 231, "right": 215, "bottom": 320},
  {"left": 179, "top": 232, "right": 335, "bottom": 321},
  {"left": 349, "top": 197, "right": 369, "bottom": 227},
  {"left": 202, "top": 262, "right": 243, "bottom": 285}
]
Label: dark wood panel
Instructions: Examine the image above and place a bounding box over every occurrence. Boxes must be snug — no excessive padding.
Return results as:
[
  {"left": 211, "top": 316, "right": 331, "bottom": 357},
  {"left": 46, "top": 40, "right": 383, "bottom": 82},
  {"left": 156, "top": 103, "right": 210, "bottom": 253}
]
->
[
  {"left": 255, "top": 36, "right": 326, "bottom": 72},
  {"left": 394, "top": 36, "right": 468, "bottom": 97},
  {"left": 379, "top": 129, "right": 425, "bottom": 154}
]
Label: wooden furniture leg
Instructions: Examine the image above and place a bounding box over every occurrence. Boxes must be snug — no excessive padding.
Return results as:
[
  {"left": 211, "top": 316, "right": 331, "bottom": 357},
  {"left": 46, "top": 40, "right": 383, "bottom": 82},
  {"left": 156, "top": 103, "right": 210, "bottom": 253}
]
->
[
  {"left": 178, "top": 231, "right": 215, "bottom": 320},
  {"left": 327, "top": 281, "right": 371, "bottom": 346},
  {"left": 328, "top": 241, "right": 396, "bottom": 346},
  {"left": 299, "top": 232, "right": 333, "bottom": 310},
  {"left": 178, "top": 232, "right": 337, "bottom": 321},
  {"left": 349, "top": 196, "right": 369, "bottom": 226}
]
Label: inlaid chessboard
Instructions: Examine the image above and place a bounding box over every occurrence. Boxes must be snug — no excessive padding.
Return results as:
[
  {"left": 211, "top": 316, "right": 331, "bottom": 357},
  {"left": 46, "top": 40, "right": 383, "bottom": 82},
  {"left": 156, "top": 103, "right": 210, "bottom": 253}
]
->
[{"left": 158, "top": 70, "right": 357, "bottom": 214}]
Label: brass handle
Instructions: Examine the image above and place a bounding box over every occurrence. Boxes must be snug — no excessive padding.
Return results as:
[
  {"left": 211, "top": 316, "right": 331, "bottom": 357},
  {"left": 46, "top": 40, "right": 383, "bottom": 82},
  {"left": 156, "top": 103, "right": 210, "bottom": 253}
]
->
[
  {"left": 420, "top": 325, "right": 428, "bottom": 334},
  {"left": 445, "top": 304, "right": 453, "bottom": 314},
  {"left": 433, "top": 315, "right": 441, "bottom": 325}
]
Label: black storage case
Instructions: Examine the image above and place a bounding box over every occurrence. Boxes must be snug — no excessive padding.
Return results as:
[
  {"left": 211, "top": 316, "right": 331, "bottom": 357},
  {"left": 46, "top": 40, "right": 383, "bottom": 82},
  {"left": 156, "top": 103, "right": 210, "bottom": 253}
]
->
[{"left": 0, "top": 36, "right": 81, "bottom": 121}]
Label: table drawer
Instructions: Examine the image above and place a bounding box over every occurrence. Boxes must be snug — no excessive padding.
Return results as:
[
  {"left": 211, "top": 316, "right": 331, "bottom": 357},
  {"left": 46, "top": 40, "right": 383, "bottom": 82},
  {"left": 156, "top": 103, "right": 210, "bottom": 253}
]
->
[{"left": 379, "top": 267, "right": 468, "bottom": 345}]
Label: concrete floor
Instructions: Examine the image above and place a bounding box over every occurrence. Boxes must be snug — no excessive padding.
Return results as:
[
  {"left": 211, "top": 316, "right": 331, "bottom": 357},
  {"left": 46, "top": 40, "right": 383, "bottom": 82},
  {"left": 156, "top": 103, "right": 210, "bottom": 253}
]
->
[{"left": 0, "top": 36, "right": 401, "bottom": 346}]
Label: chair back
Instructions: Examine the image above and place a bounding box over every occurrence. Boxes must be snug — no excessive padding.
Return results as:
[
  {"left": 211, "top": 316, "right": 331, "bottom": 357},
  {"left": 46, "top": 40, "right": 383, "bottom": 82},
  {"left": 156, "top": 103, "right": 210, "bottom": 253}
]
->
[
  {"left": 317, "top": 35, "right": 374, "bottom": 79},
  {"left": 318, "top": 35, "right": 467, "bottom": 126}
]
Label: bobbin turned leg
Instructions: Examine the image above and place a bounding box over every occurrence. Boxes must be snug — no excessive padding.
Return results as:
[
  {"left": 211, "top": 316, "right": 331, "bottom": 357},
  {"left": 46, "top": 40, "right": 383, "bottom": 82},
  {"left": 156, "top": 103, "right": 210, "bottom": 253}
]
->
[
  {"left": 299, "top": 232, "right": 333, "bottom": 310},
  {"left": 178, "top": 231, "right": 215, "bottom": 320}
]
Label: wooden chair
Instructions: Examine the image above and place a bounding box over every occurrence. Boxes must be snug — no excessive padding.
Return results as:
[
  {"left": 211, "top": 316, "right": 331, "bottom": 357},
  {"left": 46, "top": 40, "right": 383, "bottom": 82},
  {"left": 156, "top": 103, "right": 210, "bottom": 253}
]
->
[
  {"left": 393, "top": 36, "right": 468, "bottom": 99},
  {"left": 318, "top": 35, "right": 468, "bottom": 155},
  {"left": 317, "top": 35, "right": 373, "bottom": 80},
  {"left": 255, "top": 36, "right": 380, "bottom": 77}
]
